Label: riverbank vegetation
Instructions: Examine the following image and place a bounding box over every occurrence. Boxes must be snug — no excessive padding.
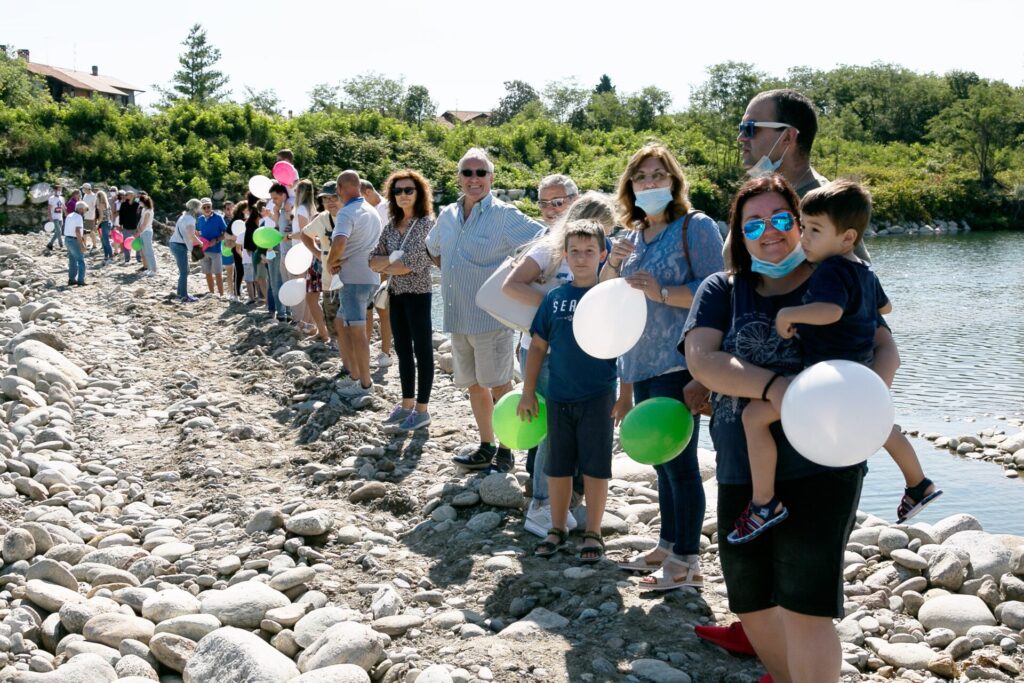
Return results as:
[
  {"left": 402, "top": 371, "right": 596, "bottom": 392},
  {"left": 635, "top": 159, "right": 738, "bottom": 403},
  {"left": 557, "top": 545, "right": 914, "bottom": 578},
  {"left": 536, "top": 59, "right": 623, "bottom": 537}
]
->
[{"left": 1, "top": 46, "right": 1021, "bottom": 228}]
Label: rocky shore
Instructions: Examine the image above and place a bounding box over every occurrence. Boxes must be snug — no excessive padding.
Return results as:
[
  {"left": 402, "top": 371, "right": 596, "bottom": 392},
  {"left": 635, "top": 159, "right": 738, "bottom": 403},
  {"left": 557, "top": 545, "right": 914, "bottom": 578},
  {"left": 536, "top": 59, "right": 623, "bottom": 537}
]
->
[{"left": 0, "top": 234, "right": 1020, "bottom": 683}]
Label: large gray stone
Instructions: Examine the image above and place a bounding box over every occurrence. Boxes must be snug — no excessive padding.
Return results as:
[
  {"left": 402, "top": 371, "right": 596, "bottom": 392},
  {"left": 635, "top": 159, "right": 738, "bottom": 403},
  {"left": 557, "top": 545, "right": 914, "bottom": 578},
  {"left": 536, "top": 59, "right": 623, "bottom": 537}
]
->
[
  {"left": 1000, "top": 601, "right": 1024, "bottom": 629},
  {"left": 293, "top": 607, "right": 362, "bottom": 648},
  {"left": 932, "top": 514, "right": 983, "bottom": 544},
  {"left": 8, "top": 653, "right": 117, "bottom": 682},
  {"left": 182, "top": 627, "right": 299, "bottom": 683},
  {"left": 142, "top": 590, "right": 201, "bottom": 623},
  {"left": 927, "top": 549, "right": 966, "bottom": 591},
  {"left": 25, "top": 558, "right": 78, "bottom": 591},
  {"left": 478, "top": 473, "right": 525, "bottom": 508},
  {"left": 24, "top": 579, "right": 85, "bottom": 612},
  {"left": 944, "top": 530, "right": 1013, "bottom": 579},
  {"left": 290, "top": 666, "right": 371, "bottom": 683},
  {"left": 12, "top": 340, "right": 88, "bottom": 386},
  {"left": 498, "top": 607, "right": 570, "bottom": 640},
  {"left": 200, "top": 582, "right": 290, "bottom": 628},
  {"left": 918, "top": 594, "right": 996, "bottom": 636},
  {"left": 877, "top": 643, "right": 936, "bottom": 670},
  {"left": 296, "top": 621, "right": 387, "bottom": 672},
  {"left": 245, "top": 508, "right": 285, "bottom": 535},
  {"left": 284, "top": 510, "right": 333, "bottom": 536},
  {"left": 630, "top": 658, "right": 692, "bottom": 683},
  {"left": 59, "top": 597, "right": 123, "bottom": 634},
  {"left": 149, "top": 632, "right": 195, "bottom": 672},
  {"left": 154, "top": 614, "right": 222, "bottom": 641},
  {"left": 3, "top": 528, "right": 36, "bottom": 562},
  {"left": 82, "top": 612, "right": 155, "bottom": 648}
]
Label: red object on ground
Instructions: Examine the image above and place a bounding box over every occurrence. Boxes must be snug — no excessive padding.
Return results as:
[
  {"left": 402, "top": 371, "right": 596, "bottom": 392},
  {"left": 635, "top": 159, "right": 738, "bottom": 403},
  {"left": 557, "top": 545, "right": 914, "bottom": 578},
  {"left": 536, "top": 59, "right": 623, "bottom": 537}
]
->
[
  {"left": 759, "top": 676, "right": 773, "bottom": 683},
  {"left": 694, "top": 622, "right": 757, "bottom": 656}
]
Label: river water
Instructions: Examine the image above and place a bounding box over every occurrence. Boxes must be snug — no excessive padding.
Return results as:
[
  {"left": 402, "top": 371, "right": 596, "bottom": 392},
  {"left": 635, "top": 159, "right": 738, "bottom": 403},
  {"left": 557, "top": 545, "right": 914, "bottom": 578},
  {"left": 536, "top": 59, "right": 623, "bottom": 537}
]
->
[{"left": 432, "top": 232, "right": 1024, "bottom": 534}]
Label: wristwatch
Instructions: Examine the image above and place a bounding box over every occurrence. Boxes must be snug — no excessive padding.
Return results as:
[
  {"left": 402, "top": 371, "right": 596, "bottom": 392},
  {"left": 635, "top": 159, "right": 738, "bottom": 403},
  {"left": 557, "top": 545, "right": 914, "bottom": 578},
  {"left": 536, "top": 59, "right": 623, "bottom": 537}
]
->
[{"left": 660, "top": 287, "right": 669, "bottom": 304}]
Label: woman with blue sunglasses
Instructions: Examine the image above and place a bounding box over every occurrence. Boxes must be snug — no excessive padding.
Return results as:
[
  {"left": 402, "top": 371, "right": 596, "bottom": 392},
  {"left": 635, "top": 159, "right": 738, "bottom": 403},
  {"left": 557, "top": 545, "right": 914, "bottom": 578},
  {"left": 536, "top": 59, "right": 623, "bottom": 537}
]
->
[{"left": 682, "top": 174, "right": 900, "bottom": 683}]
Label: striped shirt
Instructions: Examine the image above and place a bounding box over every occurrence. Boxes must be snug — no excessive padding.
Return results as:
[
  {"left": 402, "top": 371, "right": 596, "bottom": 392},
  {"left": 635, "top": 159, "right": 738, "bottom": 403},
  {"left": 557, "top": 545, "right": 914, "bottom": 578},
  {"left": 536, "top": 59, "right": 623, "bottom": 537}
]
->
[{"left": 426, "top": 193, "right": 544, "bottom": 334}]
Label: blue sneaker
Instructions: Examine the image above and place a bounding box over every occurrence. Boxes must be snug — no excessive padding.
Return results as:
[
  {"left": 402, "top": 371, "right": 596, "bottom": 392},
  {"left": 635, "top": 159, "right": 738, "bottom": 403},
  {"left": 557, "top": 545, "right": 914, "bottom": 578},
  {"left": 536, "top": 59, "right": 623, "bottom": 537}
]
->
[
  {"left": 398, "top": 410, "right": 431, "bottom": 432},
  {"left": 383, "top": 405, "right": 412, "bottom": 425}
]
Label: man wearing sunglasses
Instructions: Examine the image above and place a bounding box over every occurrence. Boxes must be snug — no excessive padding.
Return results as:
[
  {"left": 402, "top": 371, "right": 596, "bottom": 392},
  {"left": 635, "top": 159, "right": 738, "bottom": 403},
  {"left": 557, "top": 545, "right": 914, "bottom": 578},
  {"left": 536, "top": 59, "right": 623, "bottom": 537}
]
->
[
  {"left": 426, "top": 147, "right": 545, "bottom": 473},
  {"left": 730, "top": 88, "right": 869, "bottom": 262}
]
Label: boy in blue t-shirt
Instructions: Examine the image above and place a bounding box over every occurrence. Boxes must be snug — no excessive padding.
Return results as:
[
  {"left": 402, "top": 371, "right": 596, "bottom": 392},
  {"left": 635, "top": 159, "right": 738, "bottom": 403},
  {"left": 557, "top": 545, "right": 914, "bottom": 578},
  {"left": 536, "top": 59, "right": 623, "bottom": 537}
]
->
[
  {"left": 518, "top": 220, "right": 621, "bottom": 563},
  {"left": 731, "top": 179, "right": 941, "bottom": 544}
]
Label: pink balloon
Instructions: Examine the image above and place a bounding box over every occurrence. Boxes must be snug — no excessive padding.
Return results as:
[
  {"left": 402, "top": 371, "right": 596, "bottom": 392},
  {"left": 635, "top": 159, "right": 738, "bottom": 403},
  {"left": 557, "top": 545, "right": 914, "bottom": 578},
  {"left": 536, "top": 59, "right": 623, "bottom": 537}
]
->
[
  {"left": 112, "top": 231, "right": 124, "bottom": 245},
  {"left": 198, "top": 237, "right": 210, "bottom": 249},
  {"left": 272, "top": 161, "right": 298, "bottom": 186}
]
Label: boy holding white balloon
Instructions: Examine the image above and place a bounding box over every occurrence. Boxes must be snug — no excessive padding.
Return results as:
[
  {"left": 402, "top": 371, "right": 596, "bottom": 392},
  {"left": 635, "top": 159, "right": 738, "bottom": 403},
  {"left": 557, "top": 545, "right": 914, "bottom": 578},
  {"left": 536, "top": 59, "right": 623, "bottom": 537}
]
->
[
  {"left": 518, "top": 220, "right": 625, "bottom": 562},
  {"left": 731, "top": 179, "right": 941, "bottom": 544}
]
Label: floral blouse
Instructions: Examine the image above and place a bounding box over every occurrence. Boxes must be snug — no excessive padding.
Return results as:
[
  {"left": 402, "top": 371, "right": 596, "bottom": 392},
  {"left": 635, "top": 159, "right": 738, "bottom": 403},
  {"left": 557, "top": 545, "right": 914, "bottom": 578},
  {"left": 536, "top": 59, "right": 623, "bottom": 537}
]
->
[{"left": 372, "top": 216, "right": 435, "bottom": 295}]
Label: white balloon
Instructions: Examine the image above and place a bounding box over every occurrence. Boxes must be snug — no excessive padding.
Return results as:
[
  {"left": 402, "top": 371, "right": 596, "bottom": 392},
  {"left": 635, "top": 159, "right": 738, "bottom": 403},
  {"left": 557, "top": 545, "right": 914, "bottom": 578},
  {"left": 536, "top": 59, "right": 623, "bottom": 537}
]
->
[
  {"left": 231, "top": 220, "right": 246, "bottom": 238},
  {"left": 781, "top": 360, "right": 895, "bottom": 467},
  {"left": 325, "top": 274, "right": 343, "bottom": 291},
  {"left": 277, "top": 278, "right": 306, "bottom": 307},
  {"left": 248, "top": 175, "right": 273, "bottom": 200},
  {"left": 571, "top": 278, "right": 647, "bottom": 359},
  {"left": 42, "top": 221, "right": 55, "bottom": 234},
  {"left": 285, "top": 243, "right": 313, "bottom": 275}
]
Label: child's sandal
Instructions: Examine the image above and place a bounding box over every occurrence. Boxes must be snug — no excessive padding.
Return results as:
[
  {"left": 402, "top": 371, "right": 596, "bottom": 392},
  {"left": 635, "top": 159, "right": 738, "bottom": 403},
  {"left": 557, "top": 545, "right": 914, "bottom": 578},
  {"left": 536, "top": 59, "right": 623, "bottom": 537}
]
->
[
  {"left": 579, "top": 531, "right": 605, "bottom": 564},
  {"left": 535, "top": 528, "right": 568, "bottom": 558},
  {"left": 896, "top": 477, "right": 942, "bottom": 523}
]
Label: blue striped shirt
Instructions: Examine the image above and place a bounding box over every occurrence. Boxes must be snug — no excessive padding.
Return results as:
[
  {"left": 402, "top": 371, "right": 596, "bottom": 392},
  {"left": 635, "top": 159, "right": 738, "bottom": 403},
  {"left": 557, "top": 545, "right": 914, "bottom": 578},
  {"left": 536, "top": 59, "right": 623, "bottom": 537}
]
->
[{"left": 426, "top": 193, "right": 544, "bottom": 334}]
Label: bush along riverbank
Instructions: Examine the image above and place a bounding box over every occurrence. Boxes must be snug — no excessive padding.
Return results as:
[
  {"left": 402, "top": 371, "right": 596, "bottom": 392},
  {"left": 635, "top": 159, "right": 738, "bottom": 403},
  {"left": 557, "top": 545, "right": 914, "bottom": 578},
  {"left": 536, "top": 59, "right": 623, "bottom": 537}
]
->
[{"left": 0, "top": 233, "right": 1020, "bottom": 682}]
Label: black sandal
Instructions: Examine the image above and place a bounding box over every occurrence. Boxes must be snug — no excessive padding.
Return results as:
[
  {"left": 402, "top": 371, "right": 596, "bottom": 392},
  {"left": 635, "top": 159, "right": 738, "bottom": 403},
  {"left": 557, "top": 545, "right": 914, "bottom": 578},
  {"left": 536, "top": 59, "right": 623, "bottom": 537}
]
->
[
  {"left": 535, "top": 528, "right": 568, "bottom": 558},
  {"left": 579, "top": 531, "right": 605, "bottom": 564}
]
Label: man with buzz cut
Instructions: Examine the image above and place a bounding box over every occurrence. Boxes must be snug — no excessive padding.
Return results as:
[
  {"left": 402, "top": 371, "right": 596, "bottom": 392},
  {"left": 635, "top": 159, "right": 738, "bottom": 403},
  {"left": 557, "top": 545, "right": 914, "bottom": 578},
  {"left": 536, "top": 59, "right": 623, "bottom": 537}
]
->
[{"left": 426, "top": 147, "right": 545, "bottom": 474}]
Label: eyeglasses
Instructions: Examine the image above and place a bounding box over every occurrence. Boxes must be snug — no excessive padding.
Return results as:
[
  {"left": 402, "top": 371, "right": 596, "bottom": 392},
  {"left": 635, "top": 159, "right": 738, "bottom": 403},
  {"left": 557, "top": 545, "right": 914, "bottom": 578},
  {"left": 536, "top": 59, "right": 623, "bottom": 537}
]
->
[
  {"left": 630, "top": 170, "right": 670, "bottom": 185},
  {"left": 743, "top": 211, "right": 796, "bottom": 240},
  {"left": 460, "top": 169, "right": 489, "bottom": 178},
  {"left": 538, "top": 197, "right": 569, "bottom": 209},
  {"left": 393, "top": 187, "right": 417, "bottom": 196},
  {"left": 737, "top": 121, "right": 794, "bottom": 139}
]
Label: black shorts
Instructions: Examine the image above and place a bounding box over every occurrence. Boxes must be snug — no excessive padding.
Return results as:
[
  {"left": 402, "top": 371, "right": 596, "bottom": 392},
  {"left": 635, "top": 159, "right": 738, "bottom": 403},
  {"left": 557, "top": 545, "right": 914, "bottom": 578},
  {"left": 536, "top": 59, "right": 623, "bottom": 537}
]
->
[
  {"left": 544, "top": 390, "right": 614, "bottom": 479},
  {"left": 717, "top": 466, "right": 863, "bottom": 618}
]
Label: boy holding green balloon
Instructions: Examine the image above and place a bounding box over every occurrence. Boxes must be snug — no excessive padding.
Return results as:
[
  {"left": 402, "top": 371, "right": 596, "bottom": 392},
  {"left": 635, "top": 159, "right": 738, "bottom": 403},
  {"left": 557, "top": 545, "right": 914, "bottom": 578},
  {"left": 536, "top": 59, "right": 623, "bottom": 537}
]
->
[{"left": 518, "top": 220, "right": 626, "bottom": 562}]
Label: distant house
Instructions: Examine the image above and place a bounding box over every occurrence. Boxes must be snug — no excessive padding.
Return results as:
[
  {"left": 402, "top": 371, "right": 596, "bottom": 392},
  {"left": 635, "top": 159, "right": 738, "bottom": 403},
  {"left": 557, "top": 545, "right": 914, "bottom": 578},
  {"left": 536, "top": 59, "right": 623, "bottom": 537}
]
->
[
  {"left": 435, "top": 110, "right": 491, "bottom": 128},
  {"left": 14, "top": 49, "right": 142, "bottom": 106}
]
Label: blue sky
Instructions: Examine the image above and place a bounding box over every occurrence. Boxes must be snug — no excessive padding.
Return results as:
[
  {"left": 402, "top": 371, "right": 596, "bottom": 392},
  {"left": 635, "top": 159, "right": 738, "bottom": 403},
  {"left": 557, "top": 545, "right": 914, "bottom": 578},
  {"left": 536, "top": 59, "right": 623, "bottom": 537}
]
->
[{"left": 4, "top": 0, "right": 1021, "bottom": 114}]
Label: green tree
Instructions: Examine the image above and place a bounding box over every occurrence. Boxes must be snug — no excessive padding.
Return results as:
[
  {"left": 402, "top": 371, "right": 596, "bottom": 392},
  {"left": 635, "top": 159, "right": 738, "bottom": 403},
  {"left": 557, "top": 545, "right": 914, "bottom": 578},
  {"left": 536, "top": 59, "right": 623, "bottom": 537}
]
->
[
  {"left": 543, "top": 78, "right": 589, "bottom": 123},
  {"left": 490, "top": 80, "right": 541, "bottom": 125},
  {"left": 160, "top": 24, "right": 230, "bottom": 106},
  {"left": 342, "top": 72, "right": 405, "bottom": 117},
  {"left": 927, "top": 80, "right": 1023, "bottom": 187},
  {"left": 585, "top": 91, "right": 628, "bottom": 131},
  {"left": 0, "top": 51, "right": 49, "bottom": 108},
  {"left": 308, "top": 82, "right": 342, "bottom": 112},
  {"left": 627, "top": 86, "right": 672, "bottom": 130},
  {"left": 242, "top": 86, "right": 281, "bottom": 116},
  {"left": 946, "top": 70, "right": 981, "bottom": 100},
  {"left": 402, "top": 84, "right": 436, "bottom": 126},
  {"left": 594, "top": 74, "right": 615, "bottom": 94}
]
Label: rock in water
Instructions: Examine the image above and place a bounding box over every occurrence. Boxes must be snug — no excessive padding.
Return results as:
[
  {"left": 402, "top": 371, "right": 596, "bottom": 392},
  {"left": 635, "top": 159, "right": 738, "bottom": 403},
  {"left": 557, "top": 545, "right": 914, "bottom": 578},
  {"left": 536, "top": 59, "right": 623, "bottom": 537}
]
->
[{"left": 182, "top": 627, "right": 300, "bottom": 683}]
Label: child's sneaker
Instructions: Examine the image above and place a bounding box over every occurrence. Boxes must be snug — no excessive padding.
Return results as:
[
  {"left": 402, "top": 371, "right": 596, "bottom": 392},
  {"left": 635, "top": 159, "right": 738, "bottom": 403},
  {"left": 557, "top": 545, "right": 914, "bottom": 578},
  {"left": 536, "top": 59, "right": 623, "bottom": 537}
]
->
[
  {"left": 383, "top": 405, "right": 412, "bottom": 426},
  {"left": 398, "top": 410, "right": 431, "bottom": 432},
  {"left": 896, "top": 477, "right": 942, "bottom": 524},
  {"left": 727, "top": 497, "right": 788, "bottom": 544}
]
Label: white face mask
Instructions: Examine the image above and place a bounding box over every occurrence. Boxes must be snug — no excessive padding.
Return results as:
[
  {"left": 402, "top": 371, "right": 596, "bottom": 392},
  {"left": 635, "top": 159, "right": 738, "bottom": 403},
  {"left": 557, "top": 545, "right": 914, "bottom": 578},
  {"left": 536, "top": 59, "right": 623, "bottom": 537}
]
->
[{"left": 747, "top": 131, "right": 791, "bottom": 179}]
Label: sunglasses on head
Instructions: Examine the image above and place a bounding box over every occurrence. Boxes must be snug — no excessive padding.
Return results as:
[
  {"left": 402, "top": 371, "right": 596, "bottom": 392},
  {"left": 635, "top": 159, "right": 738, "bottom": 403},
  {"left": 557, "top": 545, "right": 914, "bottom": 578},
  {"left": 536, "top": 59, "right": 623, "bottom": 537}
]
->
[
  {"left": 460, "top": 169, "right": 489, "bottom": 178},
  {"left": 538, "top": 197, "right": 568, "bottom": 209},
  {"left": 737, "top": 120, "right": 794, "bottom": 139},
  {"left": 742, "top": 211, "right": 796, "bottom": 240},
  {"left": 392, "top": 187, "right": 416, "bottom": 196}
]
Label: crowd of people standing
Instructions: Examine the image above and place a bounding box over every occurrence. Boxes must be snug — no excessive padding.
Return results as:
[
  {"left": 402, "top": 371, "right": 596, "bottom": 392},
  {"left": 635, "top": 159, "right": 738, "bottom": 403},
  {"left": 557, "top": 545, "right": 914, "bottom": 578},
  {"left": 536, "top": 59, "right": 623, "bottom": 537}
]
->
[{"left": 44, "top": 88, "right": 948, "bottom": 683}]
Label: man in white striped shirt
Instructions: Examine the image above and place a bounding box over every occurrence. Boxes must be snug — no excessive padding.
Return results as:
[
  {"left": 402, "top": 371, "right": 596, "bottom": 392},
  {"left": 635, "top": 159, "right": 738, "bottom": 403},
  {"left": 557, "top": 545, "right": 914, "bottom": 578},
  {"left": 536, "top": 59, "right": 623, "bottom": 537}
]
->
[{"left": 426, "top": 148, "right": 544, "bottom": 472}]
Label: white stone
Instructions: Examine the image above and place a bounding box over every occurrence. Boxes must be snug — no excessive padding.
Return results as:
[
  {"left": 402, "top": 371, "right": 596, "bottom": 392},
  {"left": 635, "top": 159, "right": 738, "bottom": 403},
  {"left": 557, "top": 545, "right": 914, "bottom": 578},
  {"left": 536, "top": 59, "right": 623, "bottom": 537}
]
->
[
  {"left": 296, "top": 621, "right": 386, "bottom": 673},
  {"left": 182, "top": 627, "right": 299, "bottom": 683},
  {"left": 200, "top": 582, "right": 290, "bottom": 629},
  {"left": 918, "top": 594, "right": 995, "bottom": 636}
]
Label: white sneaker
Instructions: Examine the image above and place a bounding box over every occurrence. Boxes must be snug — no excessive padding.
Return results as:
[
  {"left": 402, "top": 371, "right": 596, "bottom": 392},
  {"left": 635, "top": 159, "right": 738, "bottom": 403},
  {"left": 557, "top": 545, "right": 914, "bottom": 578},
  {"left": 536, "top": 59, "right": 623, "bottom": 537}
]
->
[
  {"left": 523, "top": 500, "right": 578, "bottom": 538},
  {"left": 375, "top": 352, "right": 393, "bottom": 368},
  {"left": 338, "top": 382, "right": 372, "bottom": 399}
]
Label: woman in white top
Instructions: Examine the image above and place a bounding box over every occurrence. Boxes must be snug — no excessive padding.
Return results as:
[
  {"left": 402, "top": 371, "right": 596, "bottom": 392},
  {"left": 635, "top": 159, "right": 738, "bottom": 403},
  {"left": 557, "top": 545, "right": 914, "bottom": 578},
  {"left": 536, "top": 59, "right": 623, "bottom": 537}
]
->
[
  {"left": 138, "top": 193, "right": 156, "bottom": 275},
  {"left": 289, "top": 180, "right": 316, "bottom": 334},
  {"left": 170, "top": 199, "right": 202, "bottom": 302}
]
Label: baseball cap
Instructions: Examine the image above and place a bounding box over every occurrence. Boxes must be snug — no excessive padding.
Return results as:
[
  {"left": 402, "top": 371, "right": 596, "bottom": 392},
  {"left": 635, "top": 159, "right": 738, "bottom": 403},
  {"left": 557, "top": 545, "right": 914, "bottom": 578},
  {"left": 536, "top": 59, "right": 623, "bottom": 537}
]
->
[{"left": 317, "top": 181, "right": 338, "bottom": 197}]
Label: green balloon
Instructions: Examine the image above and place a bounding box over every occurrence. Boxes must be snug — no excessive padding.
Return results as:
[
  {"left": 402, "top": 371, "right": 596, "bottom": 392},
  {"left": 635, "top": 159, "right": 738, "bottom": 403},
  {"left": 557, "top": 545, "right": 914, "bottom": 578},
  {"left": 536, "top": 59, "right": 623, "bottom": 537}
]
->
[
  {"left": 131, "top": 237, "right": 142, "bottom": 250},
  {"left": 620, "top": 397, "right": 693, "bottom": 465},
  {"left": 493, "top": 390, "right": 547, "bottom": 450},
  {"left": 253, "top": 227, "right": 283, "bottom": 249},
  {"left": 221, "top": 244, "right": 233, "bottom": 257}
]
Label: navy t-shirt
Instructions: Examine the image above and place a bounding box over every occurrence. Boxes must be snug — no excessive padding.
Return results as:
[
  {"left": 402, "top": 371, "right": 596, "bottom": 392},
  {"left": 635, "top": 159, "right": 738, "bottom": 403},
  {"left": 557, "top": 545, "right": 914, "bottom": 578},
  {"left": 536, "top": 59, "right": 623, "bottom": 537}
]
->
[
  {"left": 198, "top": 213, "right": 227, "bottom": 253},
  {"left": 798, "top": 256, "right": 889, "bottom": 366},
  {"left": 682, "top": 272, "right": 863, "bottom": 485},
  {"left": 531, "top": 283, "right": 617, "bottom": 403}
]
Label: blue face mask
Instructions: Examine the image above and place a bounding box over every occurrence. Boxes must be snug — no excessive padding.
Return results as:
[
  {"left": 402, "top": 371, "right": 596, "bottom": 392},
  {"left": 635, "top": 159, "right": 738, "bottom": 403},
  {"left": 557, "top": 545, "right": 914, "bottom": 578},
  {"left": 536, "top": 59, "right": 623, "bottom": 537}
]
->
[
  {"left": 634, "top": 187, "right": 673, "bottom": 217},
  {"left": 750, "top": 242, "right": 806, "bottom": 278}
]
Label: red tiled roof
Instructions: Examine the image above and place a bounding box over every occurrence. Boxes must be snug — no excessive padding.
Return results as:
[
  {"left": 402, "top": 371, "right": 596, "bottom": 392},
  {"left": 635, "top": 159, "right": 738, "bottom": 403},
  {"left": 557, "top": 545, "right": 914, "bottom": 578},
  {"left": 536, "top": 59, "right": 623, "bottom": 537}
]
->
[{"left": 26, "top": 62, "right": 143, "bottom": 96}]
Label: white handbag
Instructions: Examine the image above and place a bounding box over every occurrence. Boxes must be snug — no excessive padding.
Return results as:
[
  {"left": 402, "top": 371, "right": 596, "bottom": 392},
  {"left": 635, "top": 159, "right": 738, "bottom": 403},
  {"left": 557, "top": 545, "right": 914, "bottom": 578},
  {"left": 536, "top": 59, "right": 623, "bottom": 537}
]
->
[{"left": 475, "top": 257, "right": 560, "bottom": 332}]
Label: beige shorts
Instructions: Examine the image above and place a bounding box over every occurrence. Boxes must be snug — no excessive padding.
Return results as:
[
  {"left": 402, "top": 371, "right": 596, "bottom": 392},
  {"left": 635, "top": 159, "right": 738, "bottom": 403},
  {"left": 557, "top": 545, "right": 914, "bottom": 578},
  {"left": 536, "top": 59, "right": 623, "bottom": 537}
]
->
[{"left": 451, "top": 329, "right": 516, "bottom": 389}]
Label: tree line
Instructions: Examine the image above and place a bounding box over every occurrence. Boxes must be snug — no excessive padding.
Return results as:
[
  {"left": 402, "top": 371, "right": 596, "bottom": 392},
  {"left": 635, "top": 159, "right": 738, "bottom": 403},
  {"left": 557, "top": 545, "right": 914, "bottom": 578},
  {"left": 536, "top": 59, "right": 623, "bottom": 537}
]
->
[{"left": 0, "top": 24, "right": 1021, "bottom": 229}]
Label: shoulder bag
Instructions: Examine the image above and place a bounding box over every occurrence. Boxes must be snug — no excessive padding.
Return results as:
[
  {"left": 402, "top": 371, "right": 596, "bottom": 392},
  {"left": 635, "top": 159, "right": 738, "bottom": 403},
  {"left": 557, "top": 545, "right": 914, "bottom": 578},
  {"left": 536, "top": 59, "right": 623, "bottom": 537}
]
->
[{"left": 372, "top": 219, "right": 416, "bottom": 309}]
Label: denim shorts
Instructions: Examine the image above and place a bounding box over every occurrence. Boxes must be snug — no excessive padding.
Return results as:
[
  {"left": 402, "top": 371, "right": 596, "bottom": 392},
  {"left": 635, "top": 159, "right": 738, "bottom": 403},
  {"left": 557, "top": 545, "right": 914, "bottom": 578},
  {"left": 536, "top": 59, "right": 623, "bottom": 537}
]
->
[
  {"left": 338, "top": 283, "right": 376, "bottom": 326},
  {"left": 544, "top": 389, "right": 615, "bottom": 479}
]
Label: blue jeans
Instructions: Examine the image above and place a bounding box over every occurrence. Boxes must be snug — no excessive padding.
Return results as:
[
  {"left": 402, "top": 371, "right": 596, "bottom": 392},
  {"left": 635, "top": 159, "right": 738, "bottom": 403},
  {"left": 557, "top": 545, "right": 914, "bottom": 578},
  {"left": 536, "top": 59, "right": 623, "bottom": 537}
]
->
[
  {"left": 65, "top": 237, "right": 85, "bottom": 284},
  {"left": 99, "top": 221, "right": 113, "bottom": 259},
  {"left": 267, "top": 251, "right": 283, "bottom": 315},
  {"left": 633, "top": 369, "right": 704, "bottom": 557},
  {"left": 47, "top": 219, "right": 63, "bottom": 249},
  {"left": 520, "top": 346, "right": 551, "bottom": 502},
  {"left": 122, "top": 229, "right": 142, "bottom": 263},
  {"left": 169, "top": 242, "right": 189, "bottom": 299},
  {"left": 140, "top": 230, "right": 156, "bottom": 273}
]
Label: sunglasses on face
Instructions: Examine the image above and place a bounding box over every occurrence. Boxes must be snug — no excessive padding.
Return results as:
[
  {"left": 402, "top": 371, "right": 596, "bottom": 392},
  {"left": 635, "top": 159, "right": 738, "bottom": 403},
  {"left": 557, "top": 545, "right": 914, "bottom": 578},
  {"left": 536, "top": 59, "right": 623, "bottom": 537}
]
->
[
  {"left": 393, "top": 187, "right": 417, "bottom": 196},
  {"left": 460, "top": 169, "right": 489, "bottom": 178},
  {"left": 742, "top": 211, "right": 796, "bottom": 240},
  {"left": 538, "top": 197, "right": 568, "bottom": 209},
  {"left": 737, "top": 120, "right": 793, "bottom": 139}
]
